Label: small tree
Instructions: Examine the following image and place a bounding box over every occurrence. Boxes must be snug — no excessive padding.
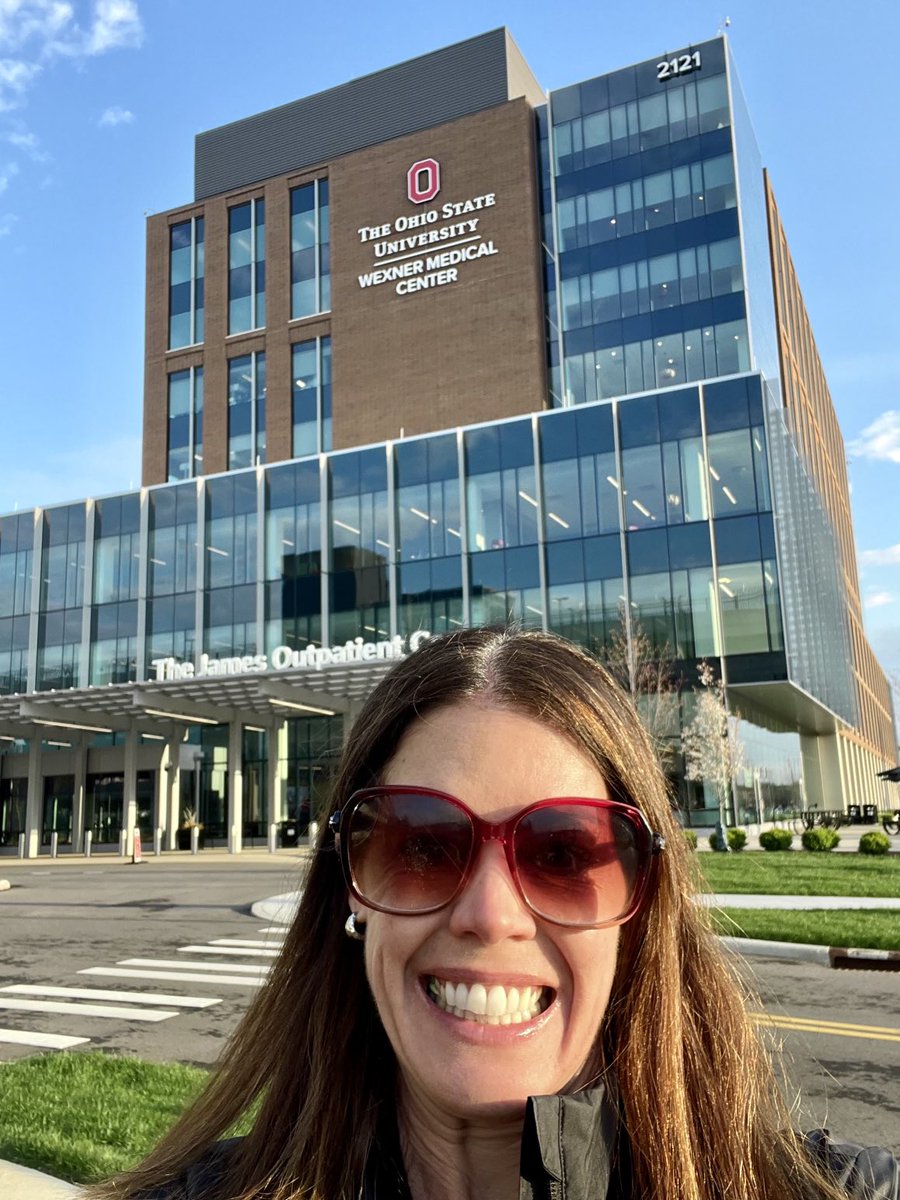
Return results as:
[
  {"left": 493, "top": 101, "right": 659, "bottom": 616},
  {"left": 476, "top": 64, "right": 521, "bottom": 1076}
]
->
[
  {"left": 601, "top": 612, "right": 679, "bottom": 769},
  {"left": 681, "top": 660, "right": 747, "bottom": 848}
]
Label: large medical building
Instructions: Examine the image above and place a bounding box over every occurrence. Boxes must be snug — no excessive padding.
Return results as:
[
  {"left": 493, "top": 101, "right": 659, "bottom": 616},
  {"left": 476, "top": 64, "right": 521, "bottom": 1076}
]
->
[{"left": 1, "top": 30, "right": 895, "bottom": 855}]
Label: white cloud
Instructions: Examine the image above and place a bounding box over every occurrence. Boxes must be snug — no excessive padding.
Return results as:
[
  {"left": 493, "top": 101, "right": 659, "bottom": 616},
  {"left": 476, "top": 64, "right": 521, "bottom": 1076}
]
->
[
  {"left": 849, "top": 410, "right": 900, "bottom": 465},
  {"left": 3, "top": 126, "right": 47, "bottom": 159},
  {"left": 98, "top": 102, "right": 131, "bottom": 126},
  {"left": 0, "top": 1, "right": 142, "bottom": 111},
  {"left": 864, "top": 591, "right": 895, "bottom": 609},
  {"left": 860, "top": 544, "right": 900, "bottom": 568},
  {"left": 0, "top": 56, "right": 40, "bottom": 109},
  {"left": 83, "top": 0, "right": 141, "bottom": 55},
  {"left": 0, "top": 157, "right": 18, "bottom": 190},
  {"left": 0, "top": 210, "right": 17, "bottom": 235}
]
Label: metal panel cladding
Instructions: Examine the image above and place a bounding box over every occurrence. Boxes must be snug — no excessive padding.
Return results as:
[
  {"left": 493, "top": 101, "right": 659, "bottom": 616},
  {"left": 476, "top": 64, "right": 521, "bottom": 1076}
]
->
[{"left": 195, "top": 30, "right": 513, "bottom": 200}]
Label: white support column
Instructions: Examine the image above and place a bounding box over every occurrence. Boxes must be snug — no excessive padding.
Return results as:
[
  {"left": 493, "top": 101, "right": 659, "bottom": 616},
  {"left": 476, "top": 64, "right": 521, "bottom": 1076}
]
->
[
  {"left": 165, "top": 731, "right": 183, "bottom": 849},
  {"left": 71, "top": 738, "right": 87, "bottom": 854},
  {"left": 123, "top": 725, "right": 138, "bottom": 857},
  {"left": 228, "top": 718, "right": 243, "bottom": 854},
  {"left": 25, "top": 737, "right": 42, "bottom": 859},
  {"left": 267, "top": 718, "right": 287, "bottom": 827}
]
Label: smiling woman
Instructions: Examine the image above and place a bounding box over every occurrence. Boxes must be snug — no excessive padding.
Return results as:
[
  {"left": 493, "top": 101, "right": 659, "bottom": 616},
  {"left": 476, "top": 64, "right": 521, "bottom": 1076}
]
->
[{"left": 88, "top": 629, "right": 897, "bottom": 1200}]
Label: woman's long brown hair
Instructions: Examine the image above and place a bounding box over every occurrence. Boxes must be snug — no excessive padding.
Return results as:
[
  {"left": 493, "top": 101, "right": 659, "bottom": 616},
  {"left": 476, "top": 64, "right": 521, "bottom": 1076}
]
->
[{"left": 93, "top": 629, "right": 846, "bottom": 1200}]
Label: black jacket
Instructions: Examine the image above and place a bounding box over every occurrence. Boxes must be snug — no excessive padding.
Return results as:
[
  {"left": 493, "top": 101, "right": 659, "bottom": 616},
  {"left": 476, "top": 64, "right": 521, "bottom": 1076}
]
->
[{"left": 150, "top": 1086, "right": 899, "bottom": 1200}]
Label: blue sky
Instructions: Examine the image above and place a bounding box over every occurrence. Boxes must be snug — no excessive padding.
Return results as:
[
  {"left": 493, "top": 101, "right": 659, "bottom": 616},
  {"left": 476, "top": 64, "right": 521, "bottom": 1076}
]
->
[{"left": 1, "top": 0, "right": 899, "bottom": 682}]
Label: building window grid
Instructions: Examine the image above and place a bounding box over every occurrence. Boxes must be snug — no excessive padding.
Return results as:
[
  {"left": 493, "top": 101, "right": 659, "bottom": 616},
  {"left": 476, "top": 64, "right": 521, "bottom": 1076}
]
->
[
  {"left": 228, "top": 351, "right": 267, "bottom": 470},
  {"left": 168, "top": 216, "right": 205, "bottom": 350},
  {"left": 290, "top": 179, "right": 330, "bottom": 320},
  {"left": 167, "top": 366, "right": 204, "bottom": 482},
  {"left": 291, "top": 337, "right": 332, "bottom": 458},
  {"left": 228, "top": 198, "right": 265, "bottom": 335}
]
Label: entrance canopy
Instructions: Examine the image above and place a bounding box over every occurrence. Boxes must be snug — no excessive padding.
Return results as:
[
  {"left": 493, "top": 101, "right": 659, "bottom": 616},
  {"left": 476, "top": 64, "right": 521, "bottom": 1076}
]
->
[{"left": 0, "top": 658, "right": 398, "bottom": 740}]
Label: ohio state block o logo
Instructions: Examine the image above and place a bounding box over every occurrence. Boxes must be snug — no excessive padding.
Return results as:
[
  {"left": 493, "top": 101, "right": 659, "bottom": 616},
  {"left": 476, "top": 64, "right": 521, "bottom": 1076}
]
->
[{"left": 407, "top": 158, "right": 441, "bottom": 204}]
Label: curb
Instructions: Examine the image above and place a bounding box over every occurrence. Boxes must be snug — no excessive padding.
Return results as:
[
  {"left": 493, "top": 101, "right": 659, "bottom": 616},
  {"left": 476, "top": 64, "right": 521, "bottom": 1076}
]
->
[
  {"left": 720, "top": 936, "right": 900, "bottom": 971},
  {"left": 252, "top": 893, "right": 899, "bottom": 971}
]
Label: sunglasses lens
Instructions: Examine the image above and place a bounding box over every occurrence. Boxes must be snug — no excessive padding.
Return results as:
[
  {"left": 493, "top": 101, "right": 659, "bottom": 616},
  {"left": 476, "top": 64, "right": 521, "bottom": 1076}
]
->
[
  {"left": 347, "top": 792, "right": 474, "bottom": 913},
  {"left": 513, "top": 804, "right": 644, "bottom": 927}
]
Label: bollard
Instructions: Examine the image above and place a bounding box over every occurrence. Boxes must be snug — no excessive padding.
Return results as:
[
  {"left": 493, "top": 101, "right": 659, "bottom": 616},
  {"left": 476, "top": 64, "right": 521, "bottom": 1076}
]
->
[
  {"left": 50, "top": 831, "right": 58, "bottom": 859},
  {"left": 17, "top": 832, "right": 25, "bottom": 859},
  {"left": 308, "top": 820, "right": 319, "bottom": 848},
  {"left": 84, "top": 830, "right": 93, "bottom": 859},
  {"left": 153, "top": 828, "right": 162, "bottom": 856},
  {"left": 229, "top": 824, "right": 238, "bottom": 854},
  {"left": 119, "top": 830, "right": 127, "bottom": 857},
  {"left": 268, "top": 823, "right": 278, "bottom": 854},
  {"left": 191, "top": 824, "right": 200, "bottom": 855}
]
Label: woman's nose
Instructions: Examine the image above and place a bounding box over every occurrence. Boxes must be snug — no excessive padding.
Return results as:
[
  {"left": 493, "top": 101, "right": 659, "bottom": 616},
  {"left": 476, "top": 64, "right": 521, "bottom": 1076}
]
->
[{"left": 446, "top": 840, "right": 537, "bottom": 943}]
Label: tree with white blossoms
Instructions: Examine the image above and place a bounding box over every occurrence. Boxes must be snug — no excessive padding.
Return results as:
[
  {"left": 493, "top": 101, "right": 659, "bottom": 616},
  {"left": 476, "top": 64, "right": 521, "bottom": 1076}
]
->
[
  {"left": 681, "top": 659, "right": 747, "bottom": 848},
  {"left": 601, "top": 610, "right": 680, "bottom": 770}
]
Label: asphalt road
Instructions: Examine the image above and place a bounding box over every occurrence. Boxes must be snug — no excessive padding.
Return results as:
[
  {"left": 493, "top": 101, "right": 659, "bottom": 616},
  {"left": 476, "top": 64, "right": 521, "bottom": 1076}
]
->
[{"left": 0, "top": 857, "right": 897, "bottom": 1151}]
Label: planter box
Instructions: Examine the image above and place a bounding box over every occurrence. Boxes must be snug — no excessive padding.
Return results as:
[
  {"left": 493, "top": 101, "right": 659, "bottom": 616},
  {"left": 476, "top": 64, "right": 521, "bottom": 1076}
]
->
[{"left": 176, "top": 828, "right": 206, "bottom": 851}]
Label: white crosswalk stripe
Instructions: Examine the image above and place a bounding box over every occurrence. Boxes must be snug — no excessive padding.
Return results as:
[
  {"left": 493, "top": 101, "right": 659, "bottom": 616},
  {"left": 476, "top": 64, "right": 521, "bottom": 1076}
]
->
[
  {"left": 208, "top": 938, "right": 283, "bottom": 949},
  {"left": 257, "top": 927, "right": 288, "bottom": 936},
  {"left": 1, "top": 985, "right": 220, "bottom": 1009},
  {"left": 80, "top": 966, "right": 265, "bottom": 987},
  {"left": 178, "top": 945, "right": 279, "bottom": 957},
  {"left": 0, "top": 997, "right": 180, "bottom": 1022},
  {"left": 117, "top": 958, "right": 269, "bottom": 974},
  {"left": 0, "top": 1028, "right": 90, "bottom": 1049}
]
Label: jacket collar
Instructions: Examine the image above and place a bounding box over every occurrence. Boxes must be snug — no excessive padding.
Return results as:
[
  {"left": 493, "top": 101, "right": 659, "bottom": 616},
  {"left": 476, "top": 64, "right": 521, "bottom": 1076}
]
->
[{"left": 520, "top": 1082, "right": 623, "bottom": 1199}]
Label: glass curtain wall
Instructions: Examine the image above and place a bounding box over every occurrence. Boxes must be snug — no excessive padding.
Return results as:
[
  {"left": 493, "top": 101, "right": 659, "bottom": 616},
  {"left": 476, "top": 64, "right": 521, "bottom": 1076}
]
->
[
  {"left": 0, "top": 512, "right": 33, "bottom": 694},
  {"left": 37, "top": 504, "right": 86, "bottom": 690},
  {"left": 90, "top": 494, "right": 140, "bottom": 684},
  {"left": 328, "top": 449, "right": 390, "bottom": 644},
  {"left": 265, "top": 459, "right": 323, "bottom": 652},
  {"left": 551, "top": 38, "right": 750, "bottom": 403},
  {"left": 395, "top": 433, "right": 464, "bottom": 638},
  {"left": 147, "top": 484, "right": 197, "bottom": 674},
  {"left": 204, "top": 473, "right": 257, "bottom": 658}
]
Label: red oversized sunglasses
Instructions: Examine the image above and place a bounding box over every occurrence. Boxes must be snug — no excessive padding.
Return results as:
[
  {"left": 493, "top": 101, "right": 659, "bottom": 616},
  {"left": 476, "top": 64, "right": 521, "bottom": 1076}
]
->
[{"left": 330, "top": 787, "right": 665, "bottom": 930}]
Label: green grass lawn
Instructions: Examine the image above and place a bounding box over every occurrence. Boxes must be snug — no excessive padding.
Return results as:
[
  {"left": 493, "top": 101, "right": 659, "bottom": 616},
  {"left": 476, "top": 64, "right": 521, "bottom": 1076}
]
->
[
  {"left": 0, "top": 1052, "right": 208, "bottom": 1183},
  {"left": 710, "top": 907, "right": 900, "bottom": 951},
  {"left": 694, "top": 850, "right": 900, "bottom": 897}
]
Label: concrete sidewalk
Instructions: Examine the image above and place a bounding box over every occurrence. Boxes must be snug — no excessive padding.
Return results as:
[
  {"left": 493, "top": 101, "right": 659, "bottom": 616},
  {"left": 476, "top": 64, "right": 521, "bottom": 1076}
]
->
[{"left": 0, "top": 1160, "right": 77, "bottom": 1199}]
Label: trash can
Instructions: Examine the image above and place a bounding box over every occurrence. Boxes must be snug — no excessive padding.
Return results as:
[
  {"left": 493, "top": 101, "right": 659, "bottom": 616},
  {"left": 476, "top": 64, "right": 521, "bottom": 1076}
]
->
[
  {"left": 847, "top": 803, "right": 861, "bottom": 824},
  {"left": 862, "top": 803, "right": 878, "bottom": 825},
  {"left": 280, "top": 820, "right": 300, "bottom": 848}
]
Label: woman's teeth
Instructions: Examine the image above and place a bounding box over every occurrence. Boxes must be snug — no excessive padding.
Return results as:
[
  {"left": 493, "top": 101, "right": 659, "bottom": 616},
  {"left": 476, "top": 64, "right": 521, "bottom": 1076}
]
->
[{"left": 426, "top": 977, "right": 549, "bottom": 1024}]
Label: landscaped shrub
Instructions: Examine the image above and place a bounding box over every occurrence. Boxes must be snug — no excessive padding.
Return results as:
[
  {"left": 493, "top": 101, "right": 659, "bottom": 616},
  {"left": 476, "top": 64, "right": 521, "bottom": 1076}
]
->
[
  {"left": 683, "top": 829, "right": 698, "bottom": 850},
  {"left": 726, "top": 828, "right": 747, "bottom": 852},
  {"left": 759, "top": 827, "right": 793, "bottom": 851},
  {"left": 708, "top": 831, "right": 725, "bottom": 851},
  {"left": 801, "top": 826, "right": 840, "bottom": 852},
  {"left": 858, "top": 830, "right": 891, "bottom": 856}
]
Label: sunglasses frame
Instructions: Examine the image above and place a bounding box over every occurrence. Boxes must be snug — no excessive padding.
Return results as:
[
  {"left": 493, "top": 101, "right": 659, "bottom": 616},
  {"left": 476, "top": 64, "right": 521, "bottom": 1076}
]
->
[{"left": 330, "top": 786, "right": 665, "bottom": 930}]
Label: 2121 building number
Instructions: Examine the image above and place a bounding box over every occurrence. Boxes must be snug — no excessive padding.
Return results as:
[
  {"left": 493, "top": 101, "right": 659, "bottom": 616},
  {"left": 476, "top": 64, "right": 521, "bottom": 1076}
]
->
[{"left": 657, "top": 51, "right": 702, "bottom": 80}]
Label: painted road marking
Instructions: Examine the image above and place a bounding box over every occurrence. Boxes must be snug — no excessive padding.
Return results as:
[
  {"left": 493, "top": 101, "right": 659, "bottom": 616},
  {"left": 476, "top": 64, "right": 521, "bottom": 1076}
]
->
[
  {"left": 1, "top": 985, "right": 220, "bottom": 1008},
  {"left": 0, "top": 1028, "right": 91, "bottom": 1049},
  {"left": 208, "top": 938, "right": 283, "bottom": 948},
  {"left": 0, "top": 997, "right": 179, "bottom": 1022},
  {"left": 751, "top": 1012, "right": 900, "bottom": 1044},
  {"left": 80, "top": 967, "right": 265, "bottom": 987},
  {"left": 118, "top": 958, "right": 269, "bottom": 974},
  {"left": 256, "top": 927, "right": 288, "bottom": 936},
  {"left": 178, "top": 945, "right": 278, "bottom": 957}
]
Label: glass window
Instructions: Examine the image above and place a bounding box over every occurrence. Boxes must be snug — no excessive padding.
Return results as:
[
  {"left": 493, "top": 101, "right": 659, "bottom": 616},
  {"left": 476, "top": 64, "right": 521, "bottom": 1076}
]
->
[
  {"left": 167, "top": 367, "right": 204, "bottom": 482},
  {"left": 291, "top": 180, "right": 330, "bottom": 319},
  {"left": 292, "top": 337, "right": 331, "bottom": 458},
  {"left": 719, "top": 562, "right": 770, "bottom": 654},
  {"left": 228, "top": 352, "right": 266, "bottom": 470},
  {"left": 228, "top": 199, "right": 265, "bottom": 333},
  {"left": 707, "top": 429, "right": 757, "bottom": 516},
  {"left": 168, "top": 216, "right": 204, "bottom": 349}
]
